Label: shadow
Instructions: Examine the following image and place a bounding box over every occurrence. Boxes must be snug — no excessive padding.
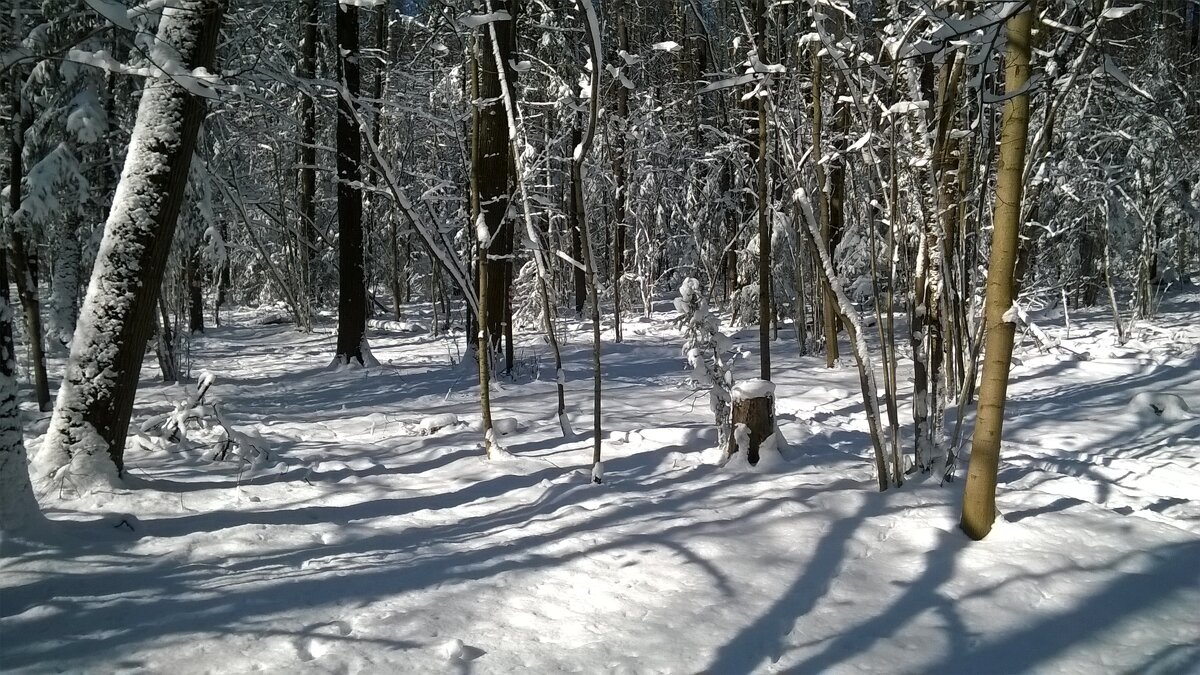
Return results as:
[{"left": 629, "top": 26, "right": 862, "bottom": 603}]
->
[
  {"left": 705, "top": 485, "right": 884, "bottom": 674},
  {"left": 1006, "top": 497, "right": 1086, "bottom": 523},
  {"left": 927, "top": 538, "right": 1200, "bottom": 673},
  {"left": 782, "top": 526, "right": 971, "bottom": 673}
]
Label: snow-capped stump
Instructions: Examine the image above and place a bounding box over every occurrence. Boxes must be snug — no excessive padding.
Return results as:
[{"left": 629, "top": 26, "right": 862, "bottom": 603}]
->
[
  {"left": 419, "top": 413, "right": 460, "bottom": 435},
  {"left": 1127, "top": 392, "right": 1193, "bottom": 421},
  {"left": 729, "top": 379, "right": 776, "bottom": 465},
  {"left": 491, "top": 417, "right": 524, "bottom": 436}
]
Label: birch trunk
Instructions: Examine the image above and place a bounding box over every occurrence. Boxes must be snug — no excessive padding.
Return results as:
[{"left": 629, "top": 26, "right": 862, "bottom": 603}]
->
[{"left": 961, "top": 3, "right": 1035, "bottom": 540}]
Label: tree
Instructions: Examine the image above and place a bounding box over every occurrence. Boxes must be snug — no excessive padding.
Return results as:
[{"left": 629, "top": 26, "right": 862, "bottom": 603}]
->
[
  {"left": 35, "top": 0, "right": 227, "bottom": 485},
  {"left": 333, "top": 2, "right": 368, "bottom": 366},
  {"left": 961, "top": 2, "right": 1035, "bottom": 541},
  {"left": 0, "top": 246, "right": 40, "bottom": 531},
  {"left": 295, "top": 0, "right": 319, "bottom": 331},
  {"left": 5, "top": 72, "right": 52, "bottom": 412}
]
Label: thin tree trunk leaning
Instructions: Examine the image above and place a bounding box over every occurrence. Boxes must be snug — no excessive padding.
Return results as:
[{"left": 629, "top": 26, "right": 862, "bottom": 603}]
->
[
  {"left": 794, "top": 187, "right": 894, "bottom": 491},
  {"left": 334, "top": 3, "right": 368, "bottom": 367},
  {"left": 35, "top": 0, "right": 226, "bottom": 486},
  {"left": 576, "top": 0, "right": 604, "bottom": 483},
  {"left": 960, "top": 3, "right": 1035, "bottom": 541},
  {"left": 1, "top": 247, "right": 41, "bottom": 531}
]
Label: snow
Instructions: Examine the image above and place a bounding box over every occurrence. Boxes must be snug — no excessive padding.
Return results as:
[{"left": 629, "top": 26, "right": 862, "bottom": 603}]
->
[
  {"left": 460, "top": 10, "right": 512, "bottom": 28},
  {"left": 5, "top": 293, "right": 1200, "bottom": 673},
  {"left": 419, "top": 412, "right": 460, "bottom": 434},
  {"left": 731, "top": 378, "right": 776, "bottom": 402}
]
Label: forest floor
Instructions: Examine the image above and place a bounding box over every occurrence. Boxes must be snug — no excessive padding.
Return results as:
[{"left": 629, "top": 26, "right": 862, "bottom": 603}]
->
[{"left": 3, "top": 286, "right": 1200, "bottom": 674}]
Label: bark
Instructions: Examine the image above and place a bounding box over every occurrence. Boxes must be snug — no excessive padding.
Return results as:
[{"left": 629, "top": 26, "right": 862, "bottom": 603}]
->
[
  {"left": 575, "top": 0, "right": 604, "bottom": 481},
  {"left": 755, "top": 0, "right": 771, "bottom": 381},
  {"left": 0, "top": 246, "right": 40, "bottom": 531},
  {"left": 334, "top": 3, "right": 368, "bottom": 365},
  {"left": 297, "top": 0, "right": 318, "bottom": 321},
  {"left": 5, "top": 84, "right": 51, "bottom": 412},
  {"left": 474, "top": 0, "right": 516, "bottom": 370},
  {"left": 612, "top": 0, "right": 630, "bottom": 344},
  {"left": 7, "top": 234, "right": 51, "bottom": 412},
  {"left": 47, "top": 219, "right": 80, "bottom": 348},
  {"left": 187, "top": 253, "right": 204, "bottom": 334},
  {"left": 568, "top": 124, "right": 586, "bottom": 316},
  {"left": 156, "top": 293, "right": 179, "bottom": 383},
  {"left": 37, "top": 0, "right": 226, "bottom": 481},
  {"left": 961, "top": 4, "right": 1034, "bottom": 541},
  {"left": 483, "top": 5, "right": 572, "bottom": 438},
  {"left": 470, "top": 32, "right": 497, "bottom": 457},
  {"left": 729, "top": 388, "right": 774, "bottom": 465},
  {"left": 811, "top": 44, "right": 839, "bottom": 367}
]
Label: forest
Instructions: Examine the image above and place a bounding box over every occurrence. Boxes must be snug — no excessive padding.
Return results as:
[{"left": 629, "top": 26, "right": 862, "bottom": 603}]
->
[{"left": 2, "top": 0, "right": 1199, "bottom": 672}]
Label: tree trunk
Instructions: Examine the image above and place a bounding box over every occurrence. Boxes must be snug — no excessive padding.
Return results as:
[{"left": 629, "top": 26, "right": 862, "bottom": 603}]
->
[
  {"left": 575, "top": 0, "right": 604, "bottom": 482},
  {"left": 569, "top": 123, "right": 586, "bottom": 317},
  {"left": 811, "top": 43, "right": 839, "bottom": 367},
  {"left": 0, "top": 246, "right": 40, "bottom": 531},
  {"left": 296, "top": 0, "right": 318, "bottom": 327},
  {"left": 334, "top": 3, "right": 368, "bottom": 365},
  {"left": 156, "top": 294, "right": 179, "bottom": 383},
  {"left": 47, "top": 218, "right": 80, "bottom": 349},
  {"left": 5, "top": 85, "right": 51, "bottom": 412},
  {"left": 7, "top": 234, "right": 51, "bottom": 412},
  {"left": 37, "top": 0, "right": 226, "bottom": 482},
  {"left": 961, "top": 3, "right": 1034, "bottom": 541},
  {"left": 470, "top": 31, "right": 497, "bottom": 457},
  {"left": 475, "top": 0, "right": 516, "bottom": 370},
  {"left": 612, "top": 0, "right": 630, "bottom": 344},
  {"left": 755, "top": 0, "right": 771, "bottom": 381},
  {"left": 187, "top": 252, "right": 205, "bottom": 334},
  {"left": 729, "top": 382, "right": 775, "bottom": 465}
]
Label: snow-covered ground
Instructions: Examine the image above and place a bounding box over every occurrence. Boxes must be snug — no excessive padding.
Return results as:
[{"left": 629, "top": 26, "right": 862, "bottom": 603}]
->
[{"left": 4, "top": 289, "right": 1199, "bottom": 674}]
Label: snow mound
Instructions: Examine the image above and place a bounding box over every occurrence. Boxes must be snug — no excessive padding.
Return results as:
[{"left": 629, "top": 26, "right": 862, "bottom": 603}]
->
[
  {"left": 491, "top": 417, "right": 525, "bottom": 436},
  {"left": 732, "top": 379, "right": 776, "bottom": 402},
  {"left": 438, "top": 638, "right": 465, "bottom": 660},
  {"left": 1127, "top": 392, "right": 1193, "bottom": 421},
  {"left": 419, "top": 413, "right": 460, "bottom": 435}
]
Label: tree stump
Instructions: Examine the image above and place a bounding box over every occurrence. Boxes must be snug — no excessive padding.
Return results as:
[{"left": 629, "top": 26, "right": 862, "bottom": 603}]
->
[{"left": 729, "top": 379, "right": 776, "bottom": 465}]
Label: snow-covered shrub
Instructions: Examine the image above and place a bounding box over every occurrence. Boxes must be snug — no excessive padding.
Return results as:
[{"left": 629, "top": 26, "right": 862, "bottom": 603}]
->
[
  {"left": 673, "top": 278, "right": 737, "bottom": 452},
  {"left": 138, "top": 371, "right": 269, "bottom": 470}
]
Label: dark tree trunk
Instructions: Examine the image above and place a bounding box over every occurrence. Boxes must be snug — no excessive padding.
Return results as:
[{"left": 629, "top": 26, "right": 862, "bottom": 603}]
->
[
  {"left": 612, "top": 0, "right": 630, "bottom": 344},
  {"left": 573, "top": 120, "right": 588, "bottom": 314},
  {"left": 476, "top": 0, "right": 517, "bottom": 369},
  {"left": 188, "top": 253, "right": 205, "bottom": 333},
  {"left": 334, "top": 3, "right": 367, "bottom": 365},
  {"left": 297, "top": 0, "right": 319, "bottom": 314},
  {"left": 0, "top": 245, "right": 40, "bottom": 531},
  {"left": 39, "top": 0, "right": 226, "bottom": 478}
]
